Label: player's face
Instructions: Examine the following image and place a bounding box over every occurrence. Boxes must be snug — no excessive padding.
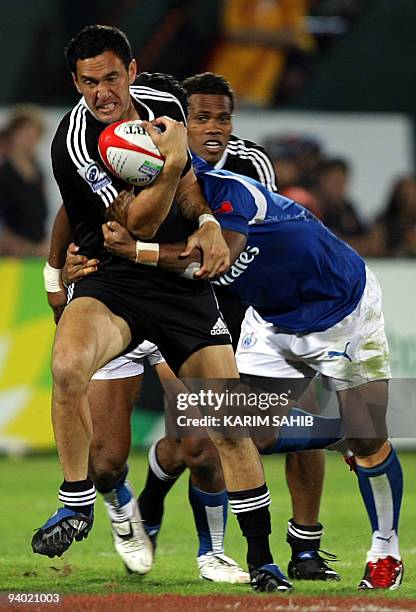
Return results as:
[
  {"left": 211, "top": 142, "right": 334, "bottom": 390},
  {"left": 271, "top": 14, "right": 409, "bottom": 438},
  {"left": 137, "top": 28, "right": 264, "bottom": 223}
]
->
[
  {"left": 73, "top": 51, "right": 137, "bottom": 124},
  {"left": 187, "top": 94, "right": 232, "bottom": 164}
]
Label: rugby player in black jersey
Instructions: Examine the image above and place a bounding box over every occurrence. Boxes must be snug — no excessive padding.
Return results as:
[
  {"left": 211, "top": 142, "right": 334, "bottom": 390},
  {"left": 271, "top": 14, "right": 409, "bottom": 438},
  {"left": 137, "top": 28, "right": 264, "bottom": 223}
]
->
[{"left": 33, "top": 25, "right": 287, "bottom": 593}]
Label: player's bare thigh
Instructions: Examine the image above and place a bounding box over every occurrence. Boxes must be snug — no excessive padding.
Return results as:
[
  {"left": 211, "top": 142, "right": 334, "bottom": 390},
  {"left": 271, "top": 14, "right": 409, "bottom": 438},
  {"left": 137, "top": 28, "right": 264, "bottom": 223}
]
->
[
  {"left": 178, "top": 344, "right": 238, "bottom": 378},
  {"left": 52, "top": 297, "right": 132, "bottom": 383}
]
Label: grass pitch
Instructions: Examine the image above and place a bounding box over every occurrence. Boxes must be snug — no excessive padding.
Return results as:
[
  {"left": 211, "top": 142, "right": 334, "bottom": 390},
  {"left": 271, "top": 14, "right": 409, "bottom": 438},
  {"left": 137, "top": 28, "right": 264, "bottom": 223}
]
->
[{"left": 0, "top": 451, "right": 415, "bottom": 601}]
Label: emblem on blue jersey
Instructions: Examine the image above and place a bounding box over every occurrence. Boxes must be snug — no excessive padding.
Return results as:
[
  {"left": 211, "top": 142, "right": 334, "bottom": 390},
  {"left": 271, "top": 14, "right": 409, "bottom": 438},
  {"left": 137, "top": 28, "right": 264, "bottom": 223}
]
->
[
  {"left": 215, "top": 200, "right": 234, "bottom": 214},
  {"left": 241, "top": 331, "right": 257, "bottom": 350},
  {"left": 78, "top": 162, "right": 112, "bottom": 193}
]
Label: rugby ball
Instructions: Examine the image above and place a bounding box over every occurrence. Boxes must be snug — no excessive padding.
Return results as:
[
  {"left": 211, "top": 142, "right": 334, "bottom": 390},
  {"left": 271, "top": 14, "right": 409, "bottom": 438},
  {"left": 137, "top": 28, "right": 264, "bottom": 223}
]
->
[{"left": 98, "top": 120, "right": 165, "bottom": 186}]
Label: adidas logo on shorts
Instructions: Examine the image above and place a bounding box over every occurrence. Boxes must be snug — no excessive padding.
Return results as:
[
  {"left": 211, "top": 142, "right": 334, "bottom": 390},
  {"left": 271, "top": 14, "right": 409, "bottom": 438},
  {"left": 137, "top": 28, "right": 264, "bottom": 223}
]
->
[{"left": 210, "top": 317, "right": 230, "bottom": 336}]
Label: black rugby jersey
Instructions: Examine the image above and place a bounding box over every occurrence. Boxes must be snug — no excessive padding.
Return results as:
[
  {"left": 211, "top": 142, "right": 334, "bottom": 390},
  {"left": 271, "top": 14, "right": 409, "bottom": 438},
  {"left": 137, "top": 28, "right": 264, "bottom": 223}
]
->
[
  {"left": 214, "top": 135, "right": 277, "bottom": 192},
  {"left": 51, "top": 80, "right": 191, "bottom": 267}
]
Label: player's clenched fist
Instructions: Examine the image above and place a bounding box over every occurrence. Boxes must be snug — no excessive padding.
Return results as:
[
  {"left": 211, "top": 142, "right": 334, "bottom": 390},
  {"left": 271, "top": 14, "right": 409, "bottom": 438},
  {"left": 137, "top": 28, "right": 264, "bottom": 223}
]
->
[
  {"left": 142, "top": 116, "right": 188, "bottom": 171},
  {"left": 102, "top": 221, "right": 136, "bottom": 261}
]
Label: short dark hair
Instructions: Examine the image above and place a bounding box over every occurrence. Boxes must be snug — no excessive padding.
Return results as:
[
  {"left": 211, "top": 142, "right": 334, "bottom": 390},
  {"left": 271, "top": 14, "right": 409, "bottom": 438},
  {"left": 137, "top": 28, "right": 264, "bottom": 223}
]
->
[
  {"left": 183, "top": 72, "right": 235, "bottom": 113},
  {"left": 318, "top": 157, "right": 350, "bottom": 175},
  {"left": 136, "top": 72, "right": 188, "bottom": 113},
  {"left": 65, "top": 25, "right": 133, "bottom": 74}
]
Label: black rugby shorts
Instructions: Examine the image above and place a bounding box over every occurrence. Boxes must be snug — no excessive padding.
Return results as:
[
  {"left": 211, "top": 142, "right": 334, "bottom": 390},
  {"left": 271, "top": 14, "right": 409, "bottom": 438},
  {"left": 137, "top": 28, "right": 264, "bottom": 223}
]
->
[
  {"left": 214, "top": 285, "right": 247, "bottom": 352},
  {"left": 69, "top": 266, "right": 231, "bottom": 373}
]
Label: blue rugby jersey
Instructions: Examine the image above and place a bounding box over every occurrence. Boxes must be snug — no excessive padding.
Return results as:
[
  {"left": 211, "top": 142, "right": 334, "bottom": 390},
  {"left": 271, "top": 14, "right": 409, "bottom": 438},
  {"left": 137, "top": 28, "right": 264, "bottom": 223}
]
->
[{"left": 195, "top": 160, "right": 366, "bottom": 334}]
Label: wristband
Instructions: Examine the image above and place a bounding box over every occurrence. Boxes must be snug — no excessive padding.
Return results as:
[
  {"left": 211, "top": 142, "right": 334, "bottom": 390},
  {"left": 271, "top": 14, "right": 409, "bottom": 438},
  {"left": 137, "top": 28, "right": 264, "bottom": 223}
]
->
[
  {"left": 198, "top": 213, "right": 220, "bottom": 228},
  {"left": 43, "top": 262, "right": 62, "bottom": 293},
  {"left": 135, "top": 241, "right": 160, "bottom": 266},
  {"left": 180, "top": 261, "right": 201, "bottom": 280}
]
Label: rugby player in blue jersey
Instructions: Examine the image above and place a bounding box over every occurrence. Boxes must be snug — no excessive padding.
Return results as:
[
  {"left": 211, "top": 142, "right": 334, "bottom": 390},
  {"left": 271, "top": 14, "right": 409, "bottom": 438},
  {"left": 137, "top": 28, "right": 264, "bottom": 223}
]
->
[
  {"left": 134, "top": 72, "right": 336, "bottom": 584},
  {"left": 103, "top": 157, "right": 404, "bottom": 590}
]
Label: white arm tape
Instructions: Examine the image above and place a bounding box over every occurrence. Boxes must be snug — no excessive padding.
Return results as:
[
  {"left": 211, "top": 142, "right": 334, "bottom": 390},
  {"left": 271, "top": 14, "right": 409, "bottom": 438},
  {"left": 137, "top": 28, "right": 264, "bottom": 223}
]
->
[
  {"left": 198, "top": 214, "right": 220, "bottom": 228},
  {"left": 43, "top": 262, "right": 62, "bottom": 293},
  {"left": 180, "top": 261, "right": 201, "bottom": 280},
  {"left": 135, "top": 241, "right": 160, "bottom": 266}
]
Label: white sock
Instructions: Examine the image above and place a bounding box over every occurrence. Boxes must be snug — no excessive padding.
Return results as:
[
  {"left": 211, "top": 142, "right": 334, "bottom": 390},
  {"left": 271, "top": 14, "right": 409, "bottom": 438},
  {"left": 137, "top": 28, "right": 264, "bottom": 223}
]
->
[
  {"left": 367, "top": 529, "right": 400, "bottom": 562},
  {"left": 102, "top": 481, "right": 136, "bottom": 523}
]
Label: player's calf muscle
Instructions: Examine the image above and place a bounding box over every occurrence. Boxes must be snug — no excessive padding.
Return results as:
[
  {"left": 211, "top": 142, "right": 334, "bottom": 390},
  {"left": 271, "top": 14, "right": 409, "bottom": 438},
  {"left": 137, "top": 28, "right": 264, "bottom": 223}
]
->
[{"left": 209, "top": 437, "right": 264, "bottom": 490}]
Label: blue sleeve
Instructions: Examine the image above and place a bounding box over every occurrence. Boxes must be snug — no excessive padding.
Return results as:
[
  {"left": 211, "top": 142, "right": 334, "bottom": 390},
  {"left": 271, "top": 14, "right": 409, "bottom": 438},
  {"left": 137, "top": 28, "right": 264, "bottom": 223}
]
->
[{"left": 201, "top": 175, "right": 251, "bottom": 237}]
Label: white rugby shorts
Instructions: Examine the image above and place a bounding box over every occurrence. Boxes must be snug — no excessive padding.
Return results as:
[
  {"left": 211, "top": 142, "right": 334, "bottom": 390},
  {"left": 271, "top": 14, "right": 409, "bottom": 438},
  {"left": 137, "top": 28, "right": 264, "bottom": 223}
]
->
[
  {"left": 236, "top": 267, "right": 391, "bottom": 391},
  {"left": 92, "top": 340, "right": 165, "bottom": 380}
]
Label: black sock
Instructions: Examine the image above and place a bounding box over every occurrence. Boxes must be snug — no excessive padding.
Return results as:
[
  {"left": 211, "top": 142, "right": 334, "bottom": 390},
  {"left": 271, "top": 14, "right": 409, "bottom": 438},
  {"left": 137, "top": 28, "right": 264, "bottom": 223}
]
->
[
  {"left": 59, "top": 478, "right": 95, "bottom": 516},
  {"left": 138, "top": 442, "right": 182, "bottom": 527},
  {"left": 287, "top": 518, "right": 323, "bottom": 559},
  {"left": 228, "top": 483, "right": 273, "bottom": 570}
]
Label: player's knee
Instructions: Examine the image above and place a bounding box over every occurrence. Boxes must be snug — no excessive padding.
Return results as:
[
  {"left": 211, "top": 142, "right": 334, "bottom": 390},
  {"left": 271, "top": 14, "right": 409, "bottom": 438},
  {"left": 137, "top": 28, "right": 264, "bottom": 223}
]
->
[
  {"left": 89, "top": 454, "right": 125, "bottom": 490},
  {"left": 254, "top": 435, "right": 278, "bottom": 454},
  {"left": 183, "top": 442, "right": 219, "bottom": 473},
  {"left": 156, "top": 438, "right": 185, "bottom": 474},
  {"left": 348, "top": 437, "right": 387, "bottom": 458},
  {"left": 52, "top": 348, "right": 90, "bottom": 395}
]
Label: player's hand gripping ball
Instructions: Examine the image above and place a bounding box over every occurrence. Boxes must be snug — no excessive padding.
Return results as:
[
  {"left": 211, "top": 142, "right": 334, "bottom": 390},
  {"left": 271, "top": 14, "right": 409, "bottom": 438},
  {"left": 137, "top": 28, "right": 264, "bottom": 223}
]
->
[{"left": 98, "top": 120, "right": 165, "bottom": 186}]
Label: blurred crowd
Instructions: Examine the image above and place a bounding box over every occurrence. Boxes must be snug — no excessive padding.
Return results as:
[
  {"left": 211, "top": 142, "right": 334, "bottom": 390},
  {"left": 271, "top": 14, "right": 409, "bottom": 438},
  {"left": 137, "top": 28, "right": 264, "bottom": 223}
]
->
[
  {"left": 263, "top": 133, "right": 416, "bottom": 257},
  {"left": 0, "top": 105, "right": 49, "bottom": 257},
  {"left": 3, "top": 0, "right": 366, "bottom": 108},
  {"left": 138, "top": 0, "right": 367, "bottom": 108},
  {"left": 132, "top": 0, "right": 366, "bottom": 109}
]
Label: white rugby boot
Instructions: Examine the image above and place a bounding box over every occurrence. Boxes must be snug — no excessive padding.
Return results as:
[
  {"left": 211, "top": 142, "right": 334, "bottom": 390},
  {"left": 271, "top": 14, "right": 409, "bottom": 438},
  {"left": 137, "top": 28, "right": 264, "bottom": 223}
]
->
[
  {"left": 103, "top": 481, "right": 153, "bottom": 574},
  {"left": 110, "top": 500, "right": 153, "bottom": 574},
  {"left": 197, "top": 552, "right": 250, "bottom": 583}
]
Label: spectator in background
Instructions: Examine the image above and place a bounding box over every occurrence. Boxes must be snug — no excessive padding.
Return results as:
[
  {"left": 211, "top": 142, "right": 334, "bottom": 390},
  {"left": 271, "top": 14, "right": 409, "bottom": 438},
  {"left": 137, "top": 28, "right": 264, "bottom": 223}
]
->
[
  {"left": 264, "top": 137, "right": 301, "bottom": 189},
  {"left": 263, "top": 135, "right": 322, "bottom": 217},
  {"left": 208, "top": 0, "right": 315, "bottom": 107},
  {"left": 0, "top": 105, "right": 49, "bottom": 257},
  {"left": 375, "top": 175, "right": 416, "bottom": 257},
  {"left": 314, "top": 157, "right": 379, "bottom": 255},
  {"left": 295, "top": 135, "right": 324, "bottom": 189}
]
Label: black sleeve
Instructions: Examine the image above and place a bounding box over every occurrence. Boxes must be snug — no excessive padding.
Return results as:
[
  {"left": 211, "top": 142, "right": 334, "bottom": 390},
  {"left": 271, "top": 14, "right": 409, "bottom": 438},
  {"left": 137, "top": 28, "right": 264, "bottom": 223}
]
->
[
  {"left": 51, "top": 136, "right": 105, "bottom": 220},
  {"left": 242, "top": 141, "right": 278, "bottom": 192},
  {"left": 225, "top": 136, "right": 278, "bottom": 192},
  {"left": 51, "top": 124, "right": 118, "bottom": 256}
]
